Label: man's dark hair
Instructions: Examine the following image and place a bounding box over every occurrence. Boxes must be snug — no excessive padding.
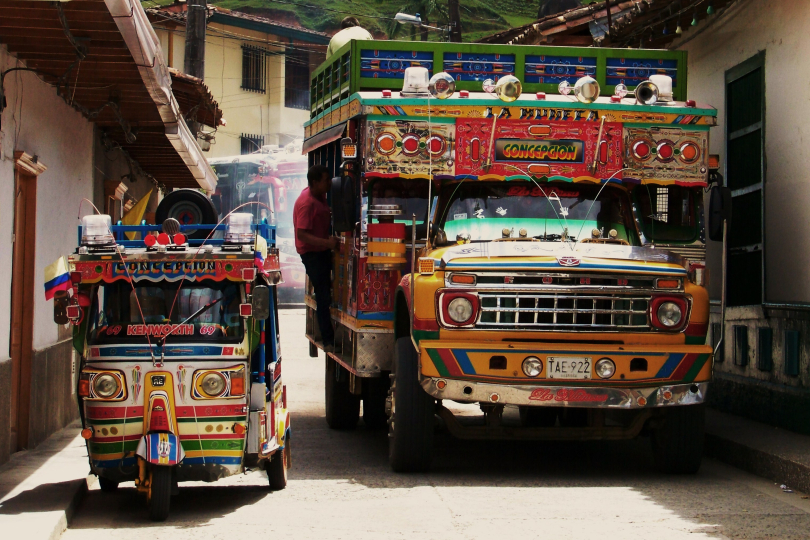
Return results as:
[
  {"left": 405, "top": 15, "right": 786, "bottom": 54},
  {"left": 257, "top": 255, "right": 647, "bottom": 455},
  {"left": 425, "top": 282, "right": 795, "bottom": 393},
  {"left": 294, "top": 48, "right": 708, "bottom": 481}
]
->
[
  {"left": 307, "top": 164, "right": 330, "bottom": 186},
  {"left": 341, "top": 16, "right": 360, "bottom": 29}
]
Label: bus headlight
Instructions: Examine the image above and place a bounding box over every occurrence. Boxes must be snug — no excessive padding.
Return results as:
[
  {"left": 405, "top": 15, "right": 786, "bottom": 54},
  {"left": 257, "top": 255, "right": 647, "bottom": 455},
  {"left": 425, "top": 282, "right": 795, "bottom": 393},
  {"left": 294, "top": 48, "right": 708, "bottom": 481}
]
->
[
  {"left": 657, "top": 301, "right": 683, "bottom": 327},
  {"left": 201, "top": 372, "right": 227, "bottom": 397},
  {"left": 94, "top": 374, "right": 119, "bottom": 398},
  {"left": 448, "top": 297, "right": 473, "bottom": 323}
]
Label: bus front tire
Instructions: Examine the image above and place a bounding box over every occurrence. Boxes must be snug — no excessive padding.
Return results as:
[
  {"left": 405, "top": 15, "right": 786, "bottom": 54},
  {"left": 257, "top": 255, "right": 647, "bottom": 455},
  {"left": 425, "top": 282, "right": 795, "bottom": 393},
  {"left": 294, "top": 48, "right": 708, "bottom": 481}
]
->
[
  {"left": 325, "top": 357, "right": 360, "bottom": 429},
  {"left": 147, "top": 466, "right": 172, "bottom": 522},
  {"left": 267, "top": 442, "right": 290, "bottom": 490},
  {"left": 650, "top": 404, "right": 705, "bottom": 474},
  {"left": 362, "top": 376, "right": 390, "bottom": 430},
  {"left": 389, "top": 337, "right": 434, "bottom": 473}
]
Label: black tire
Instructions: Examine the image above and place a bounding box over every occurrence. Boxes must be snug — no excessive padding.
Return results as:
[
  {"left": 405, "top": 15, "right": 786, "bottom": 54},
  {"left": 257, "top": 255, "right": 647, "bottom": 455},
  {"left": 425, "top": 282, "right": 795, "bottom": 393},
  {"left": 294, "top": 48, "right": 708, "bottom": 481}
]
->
[
  {"left": 519, "top": 406, "right": 558, "bottom": 427},
  {"left": 98, "top": 477, "right": 119, "bottom": 493},
  {"left": 148, "top": 466, "right": 172, "bottom": 522},
  {"left": 362, "top": 376, "right": 390, "bottom": 430},
  {"left": 389, "top": 337, "right": 435, "bottom": 472},
  {"left": 650, "top": 404, "right": 705, "bottom": 474},
  {"left": 309, "top": 341, "right": 318, "bottom": 358},
  {"left": 325, "top": 357, "right": 360, "bottom": 429},
  {"left": 155, "top": 189, "right": 218, "bottom": 240},
  {"left": 267, "top": 442, "right": 290, "bottom": 490}
]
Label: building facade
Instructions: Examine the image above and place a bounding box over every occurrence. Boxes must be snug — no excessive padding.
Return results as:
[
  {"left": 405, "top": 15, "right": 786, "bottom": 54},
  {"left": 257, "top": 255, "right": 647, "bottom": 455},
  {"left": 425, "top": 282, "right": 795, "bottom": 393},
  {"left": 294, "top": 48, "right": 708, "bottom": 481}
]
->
[{"left": 148, "top": 5, "right": 329, "bottom": 157}]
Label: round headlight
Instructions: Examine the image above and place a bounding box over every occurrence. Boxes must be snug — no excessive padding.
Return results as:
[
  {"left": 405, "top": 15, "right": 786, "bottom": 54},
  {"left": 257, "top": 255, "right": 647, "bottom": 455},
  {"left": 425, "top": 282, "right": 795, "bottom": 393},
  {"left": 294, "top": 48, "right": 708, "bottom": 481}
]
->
[
  {"left": 201, "top": 372, "right": 227, "bottom": 397},
  {"left": 657, "top": 301, "right": 683, "bottom": 327},
  {"left": 595, "top": 358, "right": 615, "bottom": 379},
  {"left": 447, "top": 297, "right": 474, "bottom": 324},
  {"left": 522, "top": 356, "right": 543, "bottom": 377},
  {"left": 94, "top": 374, "right": 118, "bottom": 398}
]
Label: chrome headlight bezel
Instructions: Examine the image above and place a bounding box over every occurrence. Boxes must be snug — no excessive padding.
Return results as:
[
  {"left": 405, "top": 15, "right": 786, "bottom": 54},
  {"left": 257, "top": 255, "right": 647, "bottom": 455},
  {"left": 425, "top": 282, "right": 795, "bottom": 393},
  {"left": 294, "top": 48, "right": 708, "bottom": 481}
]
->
[
  {"left": 93, "top": 373, "right": 119, "bottom": 398},
  {"left": 657, "top": 301, "right": 683, "bottom": 327},
  {"left": 447, "top": 297, "right": 474, "bottom": 324},
  {"left": 595, "top": 358, "right": 616, "bottom": 379}
]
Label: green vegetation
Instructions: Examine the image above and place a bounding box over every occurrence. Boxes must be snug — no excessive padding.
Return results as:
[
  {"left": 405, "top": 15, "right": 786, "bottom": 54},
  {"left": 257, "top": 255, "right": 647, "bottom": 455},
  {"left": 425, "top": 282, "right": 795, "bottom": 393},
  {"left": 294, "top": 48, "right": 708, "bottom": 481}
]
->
[{"left": 141, "top": 0, "right": 560, "bottom": 42}]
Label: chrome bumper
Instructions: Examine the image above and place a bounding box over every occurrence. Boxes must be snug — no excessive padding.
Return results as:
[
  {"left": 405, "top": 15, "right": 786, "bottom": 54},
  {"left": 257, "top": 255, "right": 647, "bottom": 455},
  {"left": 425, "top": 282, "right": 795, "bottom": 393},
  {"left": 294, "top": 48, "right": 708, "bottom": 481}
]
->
[{"left": 421, "top": 377, "right": 708, "bottom": 409}]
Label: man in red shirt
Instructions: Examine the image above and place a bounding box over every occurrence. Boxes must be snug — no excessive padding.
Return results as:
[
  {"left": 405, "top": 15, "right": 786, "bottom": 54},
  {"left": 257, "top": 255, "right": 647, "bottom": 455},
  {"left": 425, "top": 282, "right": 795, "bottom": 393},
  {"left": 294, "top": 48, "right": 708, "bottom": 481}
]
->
[{"left": 294, "top": 165, "right": 339, "bottom": 350}]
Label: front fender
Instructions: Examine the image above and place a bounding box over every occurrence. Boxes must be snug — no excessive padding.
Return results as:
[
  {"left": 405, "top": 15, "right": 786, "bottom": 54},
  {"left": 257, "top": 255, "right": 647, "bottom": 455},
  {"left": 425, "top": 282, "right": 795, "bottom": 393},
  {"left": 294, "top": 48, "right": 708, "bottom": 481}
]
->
[{"left": 136, "top": 433, "right": 185, "bottom": 466}]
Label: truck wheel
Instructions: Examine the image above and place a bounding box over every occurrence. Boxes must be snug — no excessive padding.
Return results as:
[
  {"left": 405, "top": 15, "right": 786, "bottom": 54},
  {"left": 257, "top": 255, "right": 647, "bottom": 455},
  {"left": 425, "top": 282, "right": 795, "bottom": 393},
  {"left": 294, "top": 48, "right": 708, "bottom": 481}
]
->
[
  {"left": 267, "top": 442, "right": 290, "bottom": 490},
  {"left": 98, "top": 477, "right": 119, "bottom": 492},
  {"left": 519, "top": 406, "right": 558, "bottom": 427},
  {"left": 147, "top": 466, "right": 172, "bottom": 522},
  {"left": 325, "top": 357, "right": 359, "bottom": 429},
  {"left": 309, "top": 341, "right": 318, "bottom": 358},
  {"left": 650, "top": 404, "right": 705, "bottom": 474},
  {"left": 389, "top": 337, "right": 434, "bottom": 473},
  {"left": 362, "top": 376, "right": 389, "bottom": 430}
]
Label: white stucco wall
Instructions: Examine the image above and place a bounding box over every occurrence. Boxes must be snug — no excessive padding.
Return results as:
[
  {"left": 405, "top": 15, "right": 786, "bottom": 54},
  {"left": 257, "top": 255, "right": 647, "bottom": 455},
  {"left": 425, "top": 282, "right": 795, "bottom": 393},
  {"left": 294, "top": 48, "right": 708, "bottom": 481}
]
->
[
  {"left": 0, "top": 45, "right": 95, "bottom": 352},
  {"left": 154, "top": 23, "right": 311, "bottom": 159},
  {"left": 676, "top": 0, "right": 810, "bottom": 304}
]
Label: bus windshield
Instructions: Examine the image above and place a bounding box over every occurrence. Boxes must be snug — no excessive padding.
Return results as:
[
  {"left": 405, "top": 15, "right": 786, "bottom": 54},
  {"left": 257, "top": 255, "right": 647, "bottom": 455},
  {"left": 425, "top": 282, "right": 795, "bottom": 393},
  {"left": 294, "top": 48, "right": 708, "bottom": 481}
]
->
[
  {"left": 437, "top": 181, "right": 639, "bottom": 245},
  {"left": 87, "top": 281, "right": 244, "bottom": 344}
]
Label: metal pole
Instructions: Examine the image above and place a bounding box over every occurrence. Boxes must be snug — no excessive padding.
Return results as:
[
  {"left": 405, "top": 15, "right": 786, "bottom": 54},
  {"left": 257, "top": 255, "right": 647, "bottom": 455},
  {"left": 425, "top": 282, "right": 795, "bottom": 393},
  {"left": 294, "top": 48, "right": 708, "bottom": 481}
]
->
[
  {"left": 410, "top": 214, "right": 418, "bottom": 351},
  {"left": 448, "top": 0, "right": 463, "bottom": 43}
]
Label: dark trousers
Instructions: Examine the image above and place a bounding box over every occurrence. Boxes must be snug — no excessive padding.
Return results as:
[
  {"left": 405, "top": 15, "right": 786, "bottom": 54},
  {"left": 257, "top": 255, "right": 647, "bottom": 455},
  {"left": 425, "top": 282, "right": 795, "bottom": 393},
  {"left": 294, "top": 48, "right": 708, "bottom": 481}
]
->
[{"left": 300, "top": 250, "right": 334, "bottom": 344}]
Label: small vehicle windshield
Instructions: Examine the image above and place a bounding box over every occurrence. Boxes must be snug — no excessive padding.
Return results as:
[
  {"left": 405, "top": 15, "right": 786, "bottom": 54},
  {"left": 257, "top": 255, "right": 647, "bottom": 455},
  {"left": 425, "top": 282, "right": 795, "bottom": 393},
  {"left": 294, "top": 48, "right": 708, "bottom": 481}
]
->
[
  {"left": 437, "top": 181, "right": 639, "bottom": 245},
  {"left": 88, "top": 281, "right": 244, "bottom": 344}
]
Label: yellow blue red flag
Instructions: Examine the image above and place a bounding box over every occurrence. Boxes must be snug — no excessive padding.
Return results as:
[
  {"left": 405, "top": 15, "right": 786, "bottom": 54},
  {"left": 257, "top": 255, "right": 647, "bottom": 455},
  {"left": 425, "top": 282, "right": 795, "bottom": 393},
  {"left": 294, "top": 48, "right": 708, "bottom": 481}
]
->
[{"left": 44, "top": 256, "right": 70, "bottom": 300}]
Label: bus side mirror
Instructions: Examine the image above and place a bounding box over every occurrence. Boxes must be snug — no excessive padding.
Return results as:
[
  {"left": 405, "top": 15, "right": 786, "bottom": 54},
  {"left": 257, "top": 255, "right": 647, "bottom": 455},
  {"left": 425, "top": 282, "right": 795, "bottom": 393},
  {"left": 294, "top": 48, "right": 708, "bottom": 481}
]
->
[
  {"left": 252, "top": 285, "right": 271, "bottom": 320},
  {"left": 53, "top": 290, "right": 69, "bottom": 325},
  {"left": 331, "top": 175, "right": 357, "bottom": 233},
  {"left": 708, "top": 186, "right": 732, "bottom": 242}
]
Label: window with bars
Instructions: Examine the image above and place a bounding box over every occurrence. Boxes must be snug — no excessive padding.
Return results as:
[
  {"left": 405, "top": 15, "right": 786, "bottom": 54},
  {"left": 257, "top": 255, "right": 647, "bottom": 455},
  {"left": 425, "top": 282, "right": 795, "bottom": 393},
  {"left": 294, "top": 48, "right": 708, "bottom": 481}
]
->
[
  {"left": 240, "top": 134, "right": 264, "bottom": 155},
  {"left": 725, "top": 52, "right": 765, "bottom": 307},
  {"left": 285, "top": 47, "right": 311, "bottom": 110},
  {"left": 635, "top": 185, "right": 697, "bottom": 243},
  {"left": 242, "top": 45, "right": 268, "bottom": 93}
]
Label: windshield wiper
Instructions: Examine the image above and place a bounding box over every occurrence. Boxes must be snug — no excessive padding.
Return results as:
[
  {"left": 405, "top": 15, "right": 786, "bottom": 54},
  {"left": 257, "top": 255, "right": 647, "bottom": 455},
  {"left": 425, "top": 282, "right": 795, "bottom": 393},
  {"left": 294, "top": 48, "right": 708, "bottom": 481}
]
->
[{"left": 157, "top": 296, "right": 226, "bottom": 364}]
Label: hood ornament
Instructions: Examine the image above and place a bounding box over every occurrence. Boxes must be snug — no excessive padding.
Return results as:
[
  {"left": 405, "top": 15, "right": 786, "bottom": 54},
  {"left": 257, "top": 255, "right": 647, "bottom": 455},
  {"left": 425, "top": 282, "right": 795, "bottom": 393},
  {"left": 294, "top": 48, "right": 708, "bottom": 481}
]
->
[{"left": 557, "top": 256, "right": 581, "bottom": 267}]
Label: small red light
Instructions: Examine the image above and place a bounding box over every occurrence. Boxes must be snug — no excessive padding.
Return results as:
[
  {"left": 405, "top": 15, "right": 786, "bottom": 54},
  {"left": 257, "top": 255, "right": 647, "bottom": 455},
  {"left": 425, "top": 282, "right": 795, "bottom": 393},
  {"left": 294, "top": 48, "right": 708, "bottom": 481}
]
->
[
  {"left": 633, "top": 141, "right": 651, "bottom": 159},
  {"left": 536, "top": 92, "right": 546, "bottom": 100},
  {"left": 542, "top": 277, "right": 553, "bottom": 284},
  {"left": 580, "top": 277, "right": 591, "bottom": 285},
  {"left": 402, "top": 135, "right": 420, "bottom": 155},
  {"left": 240, "top": 303, "right": 253, "bottom": 317},
  {"left": 427, "top": 136, "right": 445, "bottom": 154},
  {"left": 157, "top": 233, "right": 171, "bottom": 245},
  {"left": 459, "top": 90, "right": 469, "bottom": 98},
  {"left": 70, "top": 271, "right": 83, "bottom": 284},
  {"left": 686, "top": 99, "right": 696, "bottom": 107},
  {"left": 173, "top": 233, "right": 186, "bottom": 245},
  {"left": 233, "top": 423, "right": 246, "bottom": 435},
  {"left": 617, "top": 279, "right": 629, "bottom": 286},
  {"left": 230, "top": 375, "right": 245, "bottom": 396},
  {"left": 80, "top": 427, "right": 93, "bottom": 439},
  {"left": 637, "top": 396, "right": 648, "bottom": 406},
  {"left": 610, "top": 95, "right": 621, "bottom": 102},
  {"left": 144, "top": 234, "right": 157, "bottom": 247},
  {"left": 67, "top": 305, "right": 81, "bottom": 319},
  {"left": 382, "top": 89, "right": 392, "bottom": 98},
  {"left": 657, "top": 142, "right": 674, "bottom": 161},
  {"left": 78, "top": 380, "right": 90, "bottom": 397},
  {"left": 436, "top": 380, "right": 447, "bottom": 390}
]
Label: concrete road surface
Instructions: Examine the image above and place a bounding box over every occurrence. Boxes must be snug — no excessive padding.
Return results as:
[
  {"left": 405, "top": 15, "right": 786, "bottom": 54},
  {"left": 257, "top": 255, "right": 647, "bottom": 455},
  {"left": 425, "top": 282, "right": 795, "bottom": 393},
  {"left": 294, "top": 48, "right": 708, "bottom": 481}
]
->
[{"left": 64, "top": 310, "right": 810, "bottom": 539}]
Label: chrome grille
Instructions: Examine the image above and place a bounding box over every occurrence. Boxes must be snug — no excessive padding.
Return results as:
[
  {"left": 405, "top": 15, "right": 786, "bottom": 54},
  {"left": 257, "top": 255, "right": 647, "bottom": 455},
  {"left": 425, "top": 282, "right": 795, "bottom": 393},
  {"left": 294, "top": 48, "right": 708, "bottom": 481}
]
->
[{"left": 477, "top": 292, "right": 651, "bottom": 331}]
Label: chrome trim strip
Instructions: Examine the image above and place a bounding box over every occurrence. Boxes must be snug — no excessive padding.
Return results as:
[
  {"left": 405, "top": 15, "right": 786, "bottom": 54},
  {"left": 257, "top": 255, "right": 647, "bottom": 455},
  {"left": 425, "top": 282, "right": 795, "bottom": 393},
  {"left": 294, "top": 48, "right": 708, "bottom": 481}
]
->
[{"left": 421, "top": 377, "right": 708, "bottom": 409}]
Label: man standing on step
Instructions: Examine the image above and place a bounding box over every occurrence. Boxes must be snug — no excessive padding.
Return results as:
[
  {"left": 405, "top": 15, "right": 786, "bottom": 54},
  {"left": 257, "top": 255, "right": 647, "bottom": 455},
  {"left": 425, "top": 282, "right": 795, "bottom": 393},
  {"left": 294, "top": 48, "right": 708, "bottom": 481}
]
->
[{"left": 294, "top": 165, "right": 339, "bottom": 352}]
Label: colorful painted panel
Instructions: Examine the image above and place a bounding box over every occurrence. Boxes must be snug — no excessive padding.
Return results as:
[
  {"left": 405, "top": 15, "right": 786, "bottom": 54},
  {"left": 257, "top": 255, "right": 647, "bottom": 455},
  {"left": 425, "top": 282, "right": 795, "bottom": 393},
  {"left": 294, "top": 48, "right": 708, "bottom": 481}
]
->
[
  {"left": 623, "top": 126, "right": 709, "bottom": 185},
  {"left": 524, "top": 55, "right": 597, "bottom": 85},
  {"left": 360, "top": 50, "right": 434, "bottom": 79},
  {"left": 442, "top": 52, "right": 515, "bottom": 82},
  {"left": 455, "top": 119, "right": 623, "bottom": 180},
  {"left": 356, "top": 258, "right": 396, "bottom": 312},
  {"left": 72, "top": 258, "right": 255, "bottom": 284},
  {"left": 606, "top": 57, "right": 678, "bottom": 88},
  {"left": 365, "top": 119, "right": 455, "bottom": 176}
]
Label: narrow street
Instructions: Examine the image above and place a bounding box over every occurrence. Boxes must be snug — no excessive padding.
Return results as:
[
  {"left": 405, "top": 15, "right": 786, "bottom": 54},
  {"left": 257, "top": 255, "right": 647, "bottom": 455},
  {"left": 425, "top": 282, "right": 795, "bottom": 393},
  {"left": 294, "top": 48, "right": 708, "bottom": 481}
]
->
[{"left": 61, "top": 310, "right": 810, "bottom": 540}]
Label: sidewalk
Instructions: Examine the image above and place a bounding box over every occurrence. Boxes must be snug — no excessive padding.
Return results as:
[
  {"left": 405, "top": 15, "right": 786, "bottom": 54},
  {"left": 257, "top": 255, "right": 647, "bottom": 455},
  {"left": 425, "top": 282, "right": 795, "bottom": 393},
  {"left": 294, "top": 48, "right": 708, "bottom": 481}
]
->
[
  {"left": 0, "top": 422, "right": 91, "bottom": 540},
  {"left": 705, "top": 408, "right": 810, "bottom": 494}
]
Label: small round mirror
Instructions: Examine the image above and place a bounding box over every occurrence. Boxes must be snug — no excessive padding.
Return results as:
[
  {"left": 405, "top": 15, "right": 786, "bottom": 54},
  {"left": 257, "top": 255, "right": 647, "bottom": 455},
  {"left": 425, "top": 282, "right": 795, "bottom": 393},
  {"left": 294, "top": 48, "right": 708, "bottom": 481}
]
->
[
  {"left": 558, "top": 81, "right": 572, "bottom": 96},
  {"left": 614, "top": 83, "right": 628, "bottom": 98}
]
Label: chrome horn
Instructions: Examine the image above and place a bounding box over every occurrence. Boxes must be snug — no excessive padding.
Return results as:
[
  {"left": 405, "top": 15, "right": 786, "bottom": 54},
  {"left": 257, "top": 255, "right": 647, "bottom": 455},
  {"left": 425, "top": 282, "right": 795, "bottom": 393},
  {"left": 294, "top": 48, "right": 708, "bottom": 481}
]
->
[
  {"left": 635, "top": 80, "right": 659, "bottom": 105},
  {"left": 559, "top": 76, "right": 600, "bottom": 104},
  {"left": 483, "top": 75, "right": 522, "bottom": 102}
]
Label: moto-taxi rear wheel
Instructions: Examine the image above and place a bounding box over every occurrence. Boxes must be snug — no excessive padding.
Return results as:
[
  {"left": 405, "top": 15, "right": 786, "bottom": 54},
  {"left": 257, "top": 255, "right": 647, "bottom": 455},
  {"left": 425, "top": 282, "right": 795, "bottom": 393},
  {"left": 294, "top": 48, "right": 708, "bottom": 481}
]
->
[{"left": 147, "top": 466, "right": 172, "bottom": 522}]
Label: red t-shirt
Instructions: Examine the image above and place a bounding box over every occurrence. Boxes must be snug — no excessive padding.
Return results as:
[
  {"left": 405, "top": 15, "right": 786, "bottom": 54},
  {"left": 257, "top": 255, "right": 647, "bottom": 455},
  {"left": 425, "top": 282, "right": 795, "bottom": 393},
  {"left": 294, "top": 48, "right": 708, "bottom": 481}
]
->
[{"left": 293, "top": 187, "right": 331, "bottom": 254}]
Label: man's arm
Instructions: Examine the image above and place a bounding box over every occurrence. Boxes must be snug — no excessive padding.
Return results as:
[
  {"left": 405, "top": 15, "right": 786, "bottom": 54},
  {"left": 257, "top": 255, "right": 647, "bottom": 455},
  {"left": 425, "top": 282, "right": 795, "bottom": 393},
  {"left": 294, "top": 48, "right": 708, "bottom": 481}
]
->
[{"left": 297, "top": 228, "right": 339, "bottom": 250}]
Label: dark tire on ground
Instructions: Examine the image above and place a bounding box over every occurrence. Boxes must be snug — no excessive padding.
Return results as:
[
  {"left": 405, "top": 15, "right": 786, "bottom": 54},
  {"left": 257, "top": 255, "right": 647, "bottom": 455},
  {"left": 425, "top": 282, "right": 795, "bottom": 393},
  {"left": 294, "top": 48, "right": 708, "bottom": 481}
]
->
[
  {"left": 362, "top": 376, "right": 390, "bottom": 430},
  {"left": 389, "top": 337, "right": 435, "bottom": 473},
  {"left": 154, "top": 189, "right": 218, "bottom": 240},
  {"left": 519, "top": 406, "right": 558, "bottom": 427},
  {"left": 309, "top": 341, "right": 318, "bottom": 358},
  {"left": 267, "top": 442, "right": 290, "bottom": 490},
  {"left": 98, "top": 477, "right": 119, "bottom": 492},
  {"left": 650, "top": 404, "right": 705, "bottom": 474},
  {"left": 148, "top": 466, "right": 172, "bottom": 522},
  {"left": 325, "top": 357, "right": 360, "bottom": 429}
]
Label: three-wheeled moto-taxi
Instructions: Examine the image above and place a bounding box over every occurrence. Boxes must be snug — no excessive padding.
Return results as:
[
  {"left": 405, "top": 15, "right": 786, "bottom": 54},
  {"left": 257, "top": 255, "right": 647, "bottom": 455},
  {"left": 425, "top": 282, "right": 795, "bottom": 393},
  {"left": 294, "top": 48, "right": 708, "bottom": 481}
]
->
[{"left": 53, "top": 198, "right": 290, "bottom": 521}]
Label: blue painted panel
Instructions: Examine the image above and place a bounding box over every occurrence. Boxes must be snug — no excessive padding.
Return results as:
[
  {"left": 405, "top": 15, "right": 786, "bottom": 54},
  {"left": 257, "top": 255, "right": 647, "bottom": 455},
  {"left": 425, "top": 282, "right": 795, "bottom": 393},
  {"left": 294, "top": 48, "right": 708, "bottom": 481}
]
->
[
  {"left": 605, "top": 57, "right": 678, "bottom": 88},
  {"left": 360, "top": 50, "right": 434, "bottom": 79},
  {"left": 525, "top": 54, "right": 597, "bottom": 84},
  {"left": 442, "top": 52, "right": 515, "bottom": 82}
]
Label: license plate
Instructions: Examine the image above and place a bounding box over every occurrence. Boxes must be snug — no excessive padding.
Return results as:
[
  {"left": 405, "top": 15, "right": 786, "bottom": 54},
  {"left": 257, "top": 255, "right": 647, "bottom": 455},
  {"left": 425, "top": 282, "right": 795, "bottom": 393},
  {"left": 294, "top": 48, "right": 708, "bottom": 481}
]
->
[{"left": 547, "top": 357, "right": 592, "bottom": 379}]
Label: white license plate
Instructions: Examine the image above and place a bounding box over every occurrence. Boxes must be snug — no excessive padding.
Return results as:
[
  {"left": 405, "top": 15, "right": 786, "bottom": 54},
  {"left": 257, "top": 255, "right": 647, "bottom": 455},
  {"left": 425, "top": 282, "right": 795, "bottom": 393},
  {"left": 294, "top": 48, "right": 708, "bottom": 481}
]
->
[{"left": 547, "top": 357, "right": 592, "bottom": 379}]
